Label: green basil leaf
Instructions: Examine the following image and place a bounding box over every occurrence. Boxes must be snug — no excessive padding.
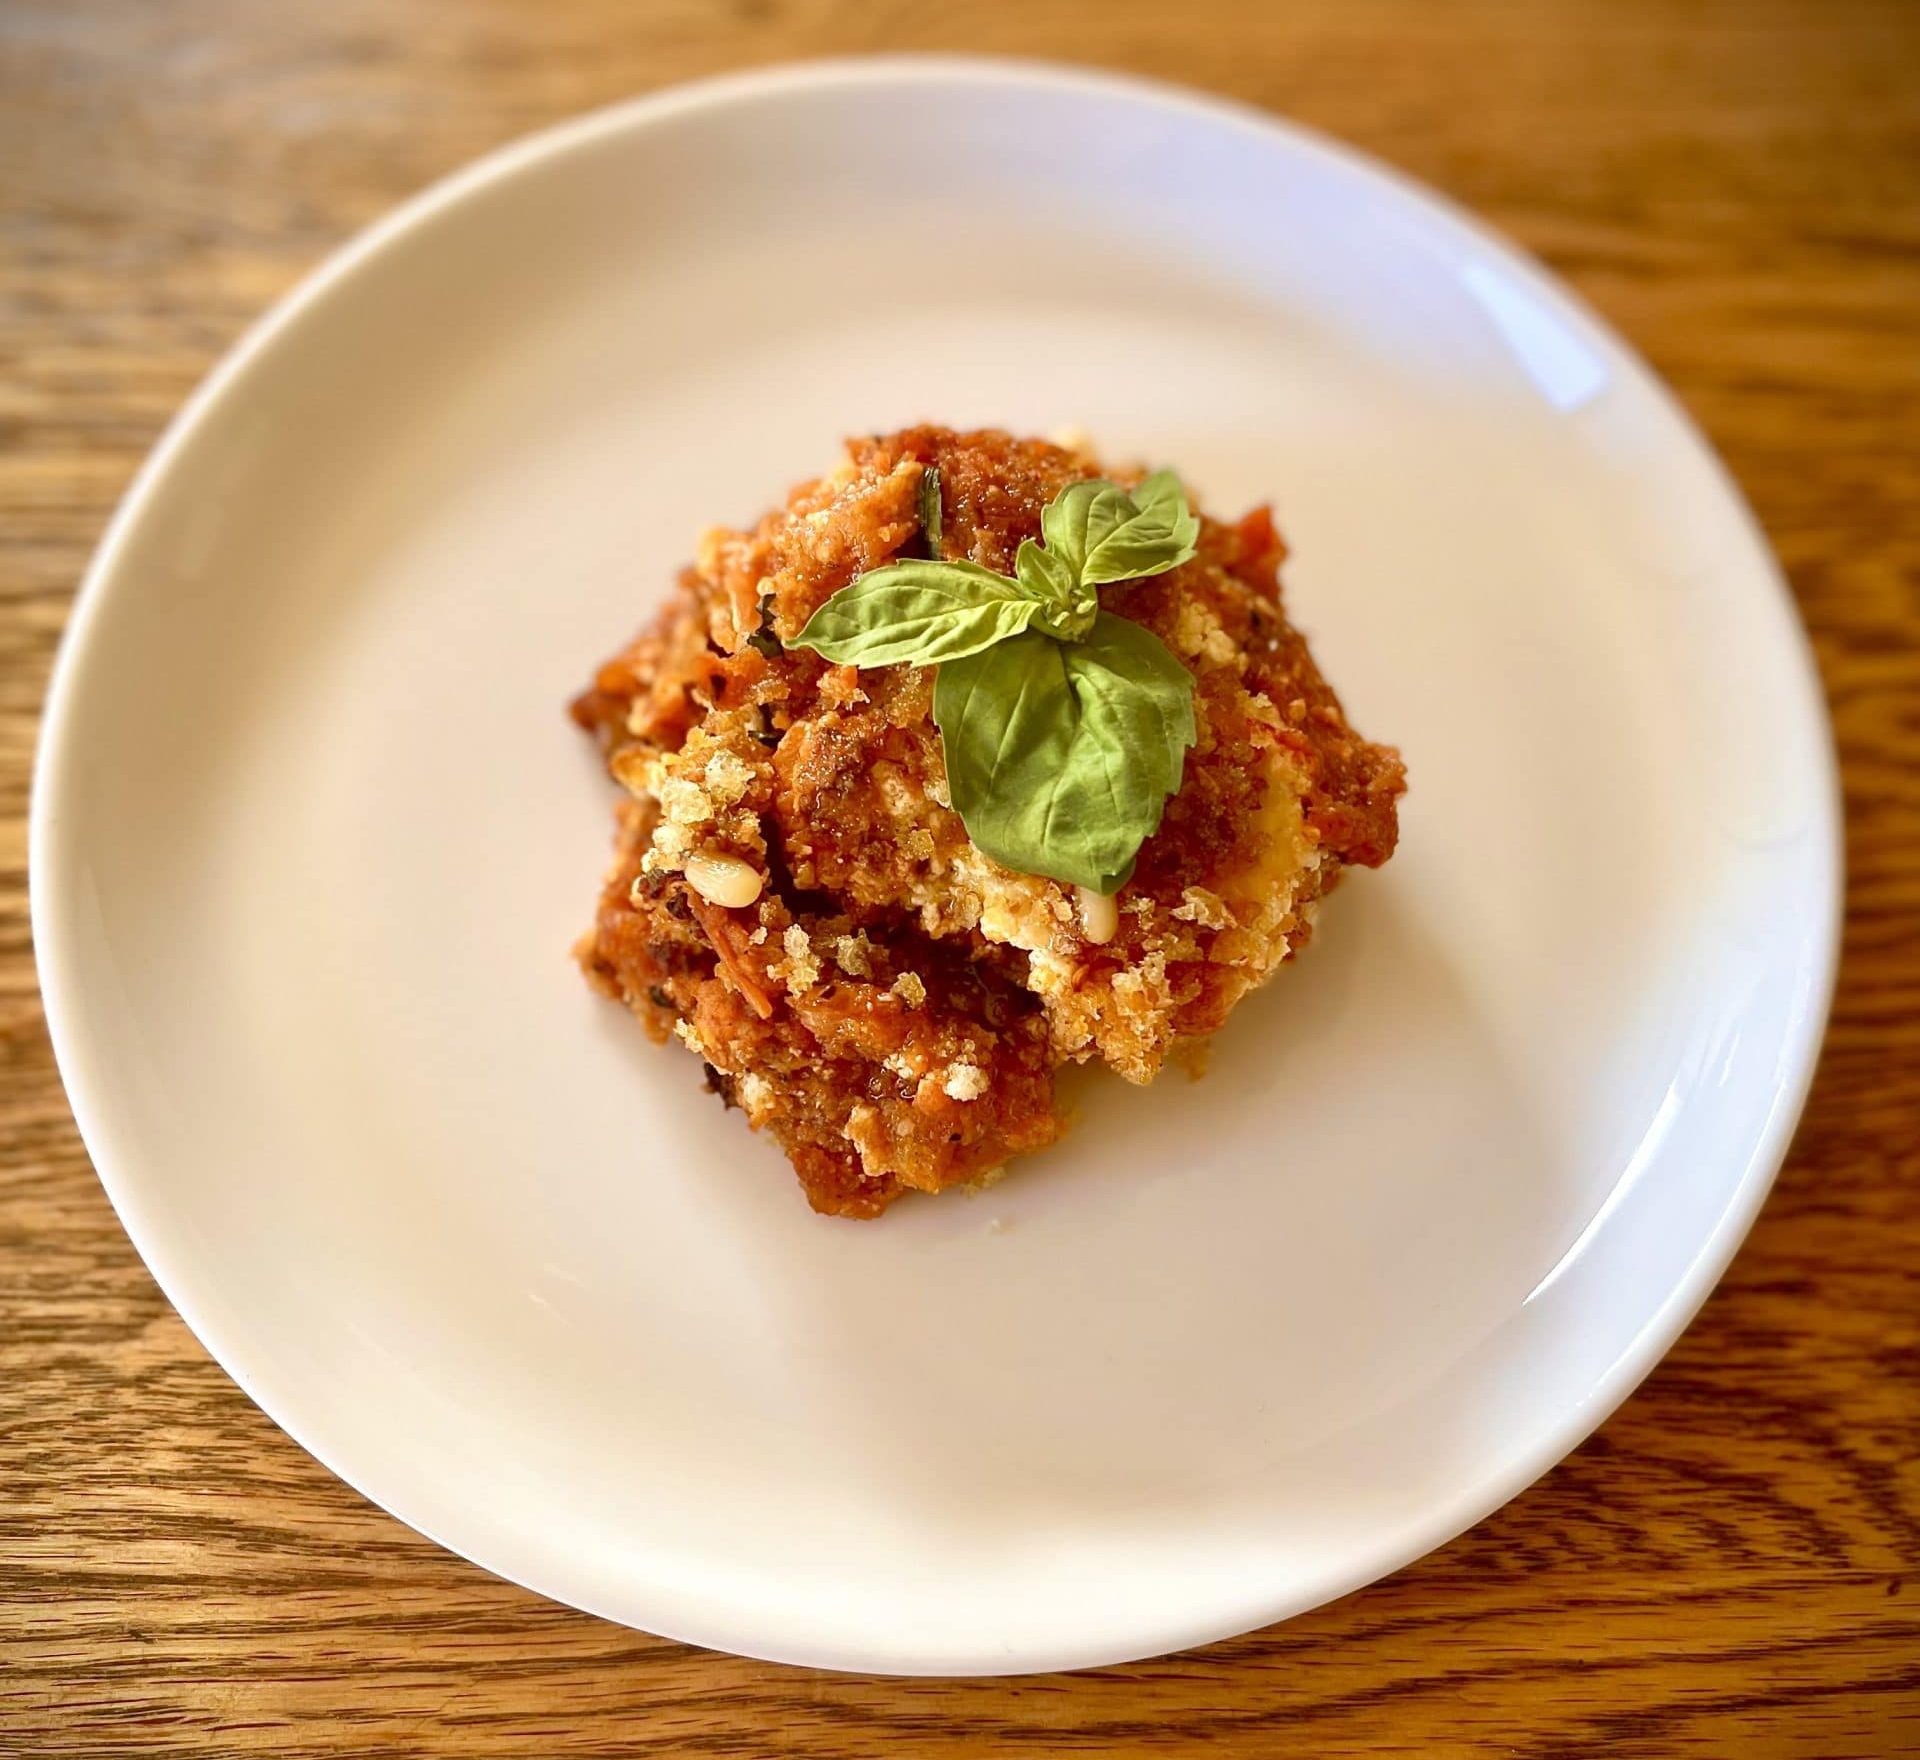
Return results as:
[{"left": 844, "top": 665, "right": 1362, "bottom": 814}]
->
[
  {"left": 1127, "top": 470, "right": 1201, "bottom": 556},
  {"left": 1039, "top": 480, "right": 1134, "bottom": 582},
  {"left": 1069, "top": 608, "right": 1200, "bottom": 787},
  {"left": 934, "top": 613, "right": 1197, "bottom": 893},
  {"left": 790, "top": 560, "right": 1046, "bottom": 667},
  {"left": 1014, "top": 537, "right": 1074, "bottom": 606},
  {"left": 1014, "top": 537, "right": 1096, "bottom": 640},
  {"left": 1039, "top": 473, "right": 1200, "bottom": 588}
]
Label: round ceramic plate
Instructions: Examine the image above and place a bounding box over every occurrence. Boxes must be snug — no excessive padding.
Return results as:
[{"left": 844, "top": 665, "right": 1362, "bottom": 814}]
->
[{"left": 33, "top": 59, "right": 1839, "bottom": 1675}]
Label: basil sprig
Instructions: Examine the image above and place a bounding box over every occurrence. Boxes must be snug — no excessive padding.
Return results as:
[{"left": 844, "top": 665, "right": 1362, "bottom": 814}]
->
[{"left": 791, "top": 469, "right": 1200, "bottom": 893}]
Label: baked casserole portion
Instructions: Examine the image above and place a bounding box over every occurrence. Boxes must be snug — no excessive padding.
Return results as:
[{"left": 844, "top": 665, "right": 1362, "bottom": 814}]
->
[{"left": 573, "top": 427, "right": 1404, "bottom": 1216}]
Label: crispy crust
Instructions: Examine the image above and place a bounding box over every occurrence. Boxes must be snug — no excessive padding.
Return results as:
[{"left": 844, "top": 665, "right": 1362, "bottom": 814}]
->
[{"left": 573, "top": 427, "right": 1405, "bottom": 1216}]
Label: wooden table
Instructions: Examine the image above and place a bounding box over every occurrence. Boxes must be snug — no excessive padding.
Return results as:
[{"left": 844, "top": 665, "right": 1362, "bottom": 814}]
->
[{"left": 4, "top": 2, "right": 1916, "bottom": 1753}]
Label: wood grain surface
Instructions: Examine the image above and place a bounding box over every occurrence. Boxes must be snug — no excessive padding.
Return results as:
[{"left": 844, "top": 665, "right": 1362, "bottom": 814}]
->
[{"left": 3, "top": 1, "right": 1917, "bottom": 1753}]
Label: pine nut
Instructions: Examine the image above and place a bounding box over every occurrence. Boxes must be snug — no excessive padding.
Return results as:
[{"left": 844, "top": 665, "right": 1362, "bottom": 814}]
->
[
  {"left": 1076, "top": 885, "right": 1119, "bottom": 945},
  {"left": 684, "top": 851, "right": 764, "bottom": 909}
]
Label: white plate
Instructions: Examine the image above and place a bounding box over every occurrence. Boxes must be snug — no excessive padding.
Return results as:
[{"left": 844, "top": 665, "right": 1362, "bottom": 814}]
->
[{"left": 32, "top": 59, "right": 1840, "bottom": 1675}]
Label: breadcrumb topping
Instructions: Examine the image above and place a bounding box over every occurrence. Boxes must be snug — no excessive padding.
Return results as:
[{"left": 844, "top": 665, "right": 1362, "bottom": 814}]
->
[{"left": 943, "top": 1063, "right": 990, "bottom": 1102}]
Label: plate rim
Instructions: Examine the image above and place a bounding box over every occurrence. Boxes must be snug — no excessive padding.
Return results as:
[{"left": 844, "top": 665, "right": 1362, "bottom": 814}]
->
[{"left": 29, "top": 54, "right": 1845, "bottom": 1675}]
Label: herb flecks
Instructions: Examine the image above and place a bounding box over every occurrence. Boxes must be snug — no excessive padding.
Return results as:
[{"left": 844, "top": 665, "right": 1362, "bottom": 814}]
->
[
  {"left": 746, "top": 589, "right": 782, "bottom": 656},
  {"left": 790, "top": 469, "right": 1200, "bottom": 893},
  {"left": 918, "top": 464, "right": 943, "bottom": 555}
]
